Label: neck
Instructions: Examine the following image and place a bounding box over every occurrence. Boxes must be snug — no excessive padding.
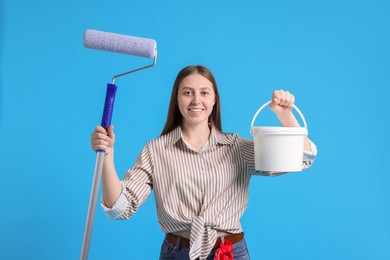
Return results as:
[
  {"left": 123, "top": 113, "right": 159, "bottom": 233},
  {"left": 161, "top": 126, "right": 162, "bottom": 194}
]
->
[
  {"left": 181, "top": 122, "right": 211, "bottom": 141},
  {"left": 181, "top": 123, "right": 211, "bottom": 151}
]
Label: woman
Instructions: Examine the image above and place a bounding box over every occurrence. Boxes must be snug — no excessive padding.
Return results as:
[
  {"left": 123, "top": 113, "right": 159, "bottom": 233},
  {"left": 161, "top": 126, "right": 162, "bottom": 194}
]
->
[{"left": 91, "top": 65, "right": 317, "bottom": 260}]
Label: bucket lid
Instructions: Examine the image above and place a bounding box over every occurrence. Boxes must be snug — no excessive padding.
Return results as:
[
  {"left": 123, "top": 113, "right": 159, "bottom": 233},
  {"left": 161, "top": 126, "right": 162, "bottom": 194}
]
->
[{"left": 251, "top": 126, "right": 308, "bottom": 136}]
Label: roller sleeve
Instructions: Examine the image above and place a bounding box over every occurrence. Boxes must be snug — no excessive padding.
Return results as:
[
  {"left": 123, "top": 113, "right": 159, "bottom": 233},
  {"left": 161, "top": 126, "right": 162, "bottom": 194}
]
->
[{"left": 83, "top": 29, "right": 156, "bottom": 58}]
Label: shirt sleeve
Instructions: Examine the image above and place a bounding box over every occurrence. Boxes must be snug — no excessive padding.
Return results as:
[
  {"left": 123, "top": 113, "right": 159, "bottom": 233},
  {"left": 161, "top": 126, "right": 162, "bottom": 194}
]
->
[
  {"left": 101, "top": 142, "right": 154, "bottom": 220},
  {"left": 101, "top": 187, "right": 129, "bottom": 219},
  {"left": 237, "top": 136, "right": 256, "bottom": 173},
  {"left": 302, "top": 140, "right": 317, "bottom": 170}
]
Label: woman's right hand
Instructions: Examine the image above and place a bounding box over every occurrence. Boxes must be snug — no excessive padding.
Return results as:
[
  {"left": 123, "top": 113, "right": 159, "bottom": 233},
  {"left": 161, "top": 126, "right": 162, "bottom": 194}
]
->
[{"left": 90, "top": 125, "right": 115, "bottom": 156}]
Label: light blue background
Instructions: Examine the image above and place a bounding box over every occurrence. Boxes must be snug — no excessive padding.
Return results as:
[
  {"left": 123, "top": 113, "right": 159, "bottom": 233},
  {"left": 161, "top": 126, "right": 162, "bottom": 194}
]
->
[{"left": 1, "top": 0, "right": 389, "bottom": 259}]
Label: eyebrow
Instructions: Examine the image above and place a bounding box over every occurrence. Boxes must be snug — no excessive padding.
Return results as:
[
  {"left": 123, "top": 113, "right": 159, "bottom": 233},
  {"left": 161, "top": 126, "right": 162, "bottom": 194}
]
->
[{"left": 181, "top": 86, "right": 212, "bottom": 91}]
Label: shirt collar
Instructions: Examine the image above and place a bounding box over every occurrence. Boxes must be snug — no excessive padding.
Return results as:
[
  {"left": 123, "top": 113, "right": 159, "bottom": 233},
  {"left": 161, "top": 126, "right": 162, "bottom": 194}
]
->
[{"left": 165, "top": 126, "right": 234, "bottom": 149}]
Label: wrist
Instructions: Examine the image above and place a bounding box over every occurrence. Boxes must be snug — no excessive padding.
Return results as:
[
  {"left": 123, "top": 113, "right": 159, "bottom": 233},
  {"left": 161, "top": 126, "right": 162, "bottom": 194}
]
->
[{"left": 104, "top": 149, "right": 114, "bottom": 160}]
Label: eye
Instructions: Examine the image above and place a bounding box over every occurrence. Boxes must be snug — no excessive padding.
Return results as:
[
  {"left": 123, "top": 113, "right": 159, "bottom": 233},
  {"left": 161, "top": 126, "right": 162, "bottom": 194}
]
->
[
  {"left": 201, "top": 91, "right": 210, "bottom": 96},
  {"left": 183, "top": 91, "right": 193, "bottom": 96}
]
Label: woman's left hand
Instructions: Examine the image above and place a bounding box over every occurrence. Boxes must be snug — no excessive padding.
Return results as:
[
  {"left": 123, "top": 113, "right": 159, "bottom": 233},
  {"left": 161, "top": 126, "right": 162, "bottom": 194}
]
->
[{"left": 269, "top": 90, "right": 295, "bottom": 116}]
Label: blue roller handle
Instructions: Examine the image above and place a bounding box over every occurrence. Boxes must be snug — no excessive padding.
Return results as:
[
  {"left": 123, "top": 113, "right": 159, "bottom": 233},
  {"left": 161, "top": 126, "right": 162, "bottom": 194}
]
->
[
  {"left": 81, "top": 83, "right": 117, "bottom": 260},
  {"left": 101, "top": 83, "right": 117, "bottom": 130}
]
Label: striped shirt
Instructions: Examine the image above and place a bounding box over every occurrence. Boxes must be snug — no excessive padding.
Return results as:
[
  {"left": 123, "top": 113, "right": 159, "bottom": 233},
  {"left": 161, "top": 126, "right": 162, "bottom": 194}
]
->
[{"left": 102, "top": 126, "right": 317, "bottom": 260}]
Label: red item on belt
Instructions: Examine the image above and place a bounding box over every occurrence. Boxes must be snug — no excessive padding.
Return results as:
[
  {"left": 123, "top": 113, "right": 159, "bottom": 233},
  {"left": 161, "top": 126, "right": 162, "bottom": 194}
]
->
[{"left": 214, "top": 239, "right": 234, "bottom": 260}]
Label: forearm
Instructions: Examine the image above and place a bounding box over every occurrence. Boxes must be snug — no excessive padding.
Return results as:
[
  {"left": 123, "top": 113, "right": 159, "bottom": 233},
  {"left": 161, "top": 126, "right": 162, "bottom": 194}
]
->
[
  {"left": 102, "top": 152, "right": 122, "bottom": 208},
  {"left": 276, "top": 111, "right": 311, "bottom": 152}
]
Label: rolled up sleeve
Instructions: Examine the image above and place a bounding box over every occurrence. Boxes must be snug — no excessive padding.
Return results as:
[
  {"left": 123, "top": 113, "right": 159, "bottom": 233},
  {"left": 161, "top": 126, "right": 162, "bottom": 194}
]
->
[{"left": 101, "top": 185, "right": 129, "bottom": 219}]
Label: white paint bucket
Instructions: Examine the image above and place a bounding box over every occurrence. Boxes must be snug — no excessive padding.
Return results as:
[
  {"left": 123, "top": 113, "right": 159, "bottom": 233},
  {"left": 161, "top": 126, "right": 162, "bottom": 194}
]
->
[{"left": 250, "top": 101, "right": 308, "bottom": 172}]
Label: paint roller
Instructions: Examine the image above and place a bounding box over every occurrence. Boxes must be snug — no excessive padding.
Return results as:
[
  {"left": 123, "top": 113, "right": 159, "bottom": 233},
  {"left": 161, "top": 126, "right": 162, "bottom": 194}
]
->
[{"left": 81, "top": 29, "right": 157, "bottom": 260}]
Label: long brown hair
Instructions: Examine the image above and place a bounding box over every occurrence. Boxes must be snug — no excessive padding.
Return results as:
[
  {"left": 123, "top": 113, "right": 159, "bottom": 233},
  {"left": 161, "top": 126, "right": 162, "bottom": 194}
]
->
[{"left": 161, "top": 65, "right": 222, "bottom": 136}]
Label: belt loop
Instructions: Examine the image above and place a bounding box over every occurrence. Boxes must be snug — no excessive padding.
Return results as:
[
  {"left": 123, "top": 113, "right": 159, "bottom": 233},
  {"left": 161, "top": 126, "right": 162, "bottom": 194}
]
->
[
  {"left": 221, "top": 235, "right": 225, "bottom": 244},
  {"left": 175, "top": 236, "right": 181, "bottom": 250}
]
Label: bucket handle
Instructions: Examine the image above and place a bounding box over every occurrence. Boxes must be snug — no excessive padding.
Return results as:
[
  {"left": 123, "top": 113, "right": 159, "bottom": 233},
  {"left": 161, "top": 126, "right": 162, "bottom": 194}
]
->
[{"left": 250, "top": 100, "right": 308, "bottom": 135}]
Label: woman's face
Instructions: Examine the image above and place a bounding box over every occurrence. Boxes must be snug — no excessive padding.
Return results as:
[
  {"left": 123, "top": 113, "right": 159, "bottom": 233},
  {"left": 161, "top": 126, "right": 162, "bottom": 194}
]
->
[{"left": 177, "top": 73, "right": 216, "bottom": 128}]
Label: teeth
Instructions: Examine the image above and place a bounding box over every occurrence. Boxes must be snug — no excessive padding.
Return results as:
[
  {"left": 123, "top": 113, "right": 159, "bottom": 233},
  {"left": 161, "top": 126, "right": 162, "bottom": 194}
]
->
[{"left": 190, "top": 108, "right": 203, "bottom": 112}]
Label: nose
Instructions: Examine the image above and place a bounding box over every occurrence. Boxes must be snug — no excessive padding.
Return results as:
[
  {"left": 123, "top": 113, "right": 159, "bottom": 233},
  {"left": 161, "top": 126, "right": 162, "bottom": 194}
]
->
[{"left": 191, "top": 93, "right": 201, "bottom": 104}]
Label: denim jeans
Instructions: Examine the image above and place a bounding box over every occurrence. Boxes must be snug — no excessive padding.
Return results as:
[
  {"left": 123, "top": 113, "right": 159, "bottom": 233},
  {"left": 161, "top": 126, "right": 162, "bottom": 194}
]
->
[{"left": 159, "top": 237, "right": 250, "bottom": 260}]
